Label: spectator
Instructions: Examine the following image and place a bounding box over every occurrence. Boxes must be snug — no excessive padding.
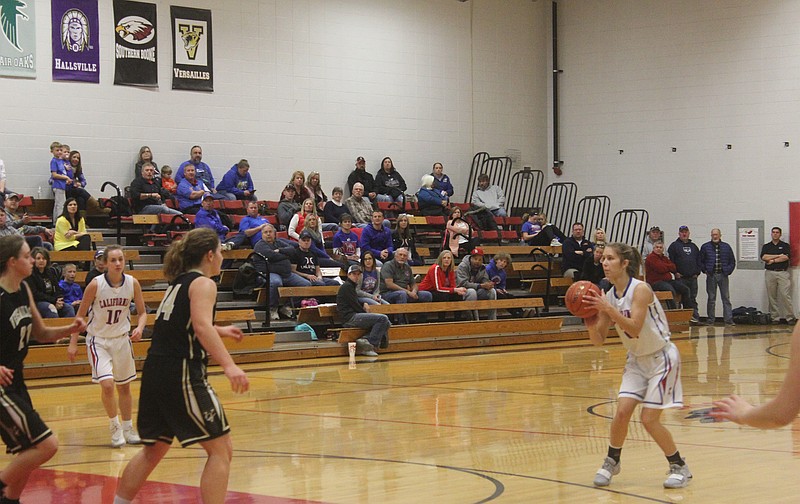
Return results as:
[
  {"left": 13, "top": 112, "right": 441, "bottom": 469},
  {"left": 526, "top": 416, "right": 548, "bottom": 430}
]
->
[
  {"left": 194, "top": 195, "right": 243, "bottom": 251},
  {"left": 54, "top": 198, "right": 90, "bottom": 251},
  {"left": 134, "top": 145, "right": 159, "bottom": 180},
  {"left": 27, "top": 246, "right": 75, "bottom": 318},
  {"left": 252, "top": 224, "right": 310, "bottom": 321},
  {"left": 323, "top": 187, "right": 349, "bottom": 226},
  {"left": 176, "top": 145, "right": 217, "bottom": 196},
  {"left": 129, "top": 162, "right": 182, "bottom": 216},
  {"left": 594, "top": 227, "right": 607, "bottom": 245},
  {"left": 486, "top": 251, "right": 523, "bottom": 317},
  {"left": 289, "top": 198, "right": 322, "bottom": 241},
  {"left": 332, "top": 214, "right": 361, "bottom": 266},
  {"left": 277, "top": 184, "right": 300, "bottom": 229},
  {"left": 175, "top": 164, "right": 208, "bottom": 214},
  {"left": 3, "top": 193, "right": 52, "bottom": 250},
  {"left": 644, "top": 240, "right": 691, "bottom": 310},
  {"left": 374, "top": 156, "right": 407, "bottom": 204},
  {"left": 361, "top": 209, "right": 394, "bottom": 262},
  {"left": 345, "top": 182, "right": 374, "bottom": 227},
  {"left": 305, "top": 171, "right": 327, "bottom": 211},
  {"left": 160, "top": 165, "right": 177, "bottom": 194},
  {"left": 582, "top": 243, "right": 611, "bottom": 291},
  {"left": 699, "top": 228, "right": 736, "bottom": 326},
  {"left": 287, "top": 170, "right": 313, "bottom": 204},
  {"left": 532, "top": 212, "right": 567, "bottom": 245},
  {"left": 520, "top": 212, "right": 542, "bottom": 245},
  {"left": 419, "top": 250, "right": 467, "bottom": 308},
  {"left": 0, "top": 208, "right": 30, "bottom": 245},
  {"left": 58, "top": 263, "right": 83, "bottom": 310},
  {"left": 49, "top": 141, "right": 69, "bottom": 224},
  {"left": 238, "top": 201, "right": 271, "bottom": 247},
  {"left": 456, "top": 247, "right": 497, "bottom": 320},
  {"left": 761, "top": 226, "right": 795, "bottom": 324},
  {"left": 337, "top": 264, "right": 390, "bottom": 356},
  {"left": 392, "top": 214, "right": 422, "bottom": 266},
  {"left": 417, "top": 174, "right": 449, "bottom": 216},
  {"left": 66, "top": 150, "right": 108, "bottom": 215},
  {"left": 0, "top": 157, "right": 6, "bottom": 202},
  {"left": 380, "top": 247, "right": 432, "bottom": 319},
  {"left": 444, "top": 206, "right": 473, "bottom": 257},
  {"left": 84, "top": 249, "right": 106, "bottom": 288},
  {"left": 216, "top": 159, "right": 256, "bottom": 201},
  {"left": 289, "top": 230, "right": 339, "bottom": 286},
  {"left": 642, "top": 226, "right": 662, "bottom": 262},
  {"left": 431, "top": 162, "right": 454, "bottom": 201},
  {"left": 667, "top": 225, "right": 702, "bottom": 323},
  {"left": 347, "top": 156, "right": 377, "bottom": 201},
  {"left": 562, "top": 222, "right": 593, "bottom": 279},
  {"left": 357, "top": 250, "right": 386, "bottom": 305},
  {"left": 300, "top": 213, "right": 340, "bottom": 268},
  {"left": 471, "top": 173, "right": 507, "bottom": 217}
]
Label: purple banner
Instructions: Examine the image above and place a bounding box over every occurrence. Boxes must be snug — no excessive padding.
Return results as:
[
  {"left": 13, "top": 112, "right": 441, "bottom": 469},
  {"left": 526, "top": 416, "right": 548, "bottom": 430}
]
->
[{"left": 51, "top": 0, "right": 100, "bottom": 82}]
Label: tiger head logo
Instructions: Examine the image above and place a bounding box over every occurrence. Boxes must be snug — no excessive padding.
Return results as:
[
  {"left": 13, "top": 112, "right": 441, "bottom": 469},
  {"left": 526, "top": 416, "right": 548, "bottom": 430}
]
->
[{"left": 178, "top": 24, "right": 203, "bottom": 60}]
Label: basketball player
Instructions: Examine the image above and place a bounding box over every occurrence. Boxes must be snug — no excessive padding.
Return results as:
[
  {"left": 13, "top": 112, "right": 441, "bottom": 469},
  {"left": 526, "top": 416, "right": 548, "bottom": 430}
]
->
[
  {"left": 0, "top": 235, "right": 87, "bottom": 503},
  {"left": 712, "top": 321, "right": 800, "bottom": 426},
  {"left": 114, "top": 228, "right": 249, "bottom": 504},
  {"left": 582, "top": 243, "right": 692, "bottom": 489},
  {"left": 67, "top": 245, "right": 147, "bottom": 447}
]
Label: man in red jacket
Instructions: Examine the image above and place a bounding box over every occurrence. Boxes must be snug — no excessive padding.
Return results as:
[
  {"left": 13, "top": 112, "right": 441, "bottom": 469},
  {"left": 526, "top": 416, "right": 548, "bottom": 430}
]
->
[{"left": 644, "top": 240, "right": 691, "bottom": 310}]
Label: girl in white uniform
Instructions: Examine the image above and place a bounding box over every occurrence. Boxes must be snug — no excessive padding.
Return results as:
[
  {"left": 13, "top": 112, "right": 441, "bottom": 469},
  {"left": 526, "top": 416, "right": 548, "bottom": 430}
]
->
[
  {"left": 583, "top": 242, "right": 692, "bottom": 489},
  {"left": 68, "top": 245, "right": 147, "bottom": 448}
]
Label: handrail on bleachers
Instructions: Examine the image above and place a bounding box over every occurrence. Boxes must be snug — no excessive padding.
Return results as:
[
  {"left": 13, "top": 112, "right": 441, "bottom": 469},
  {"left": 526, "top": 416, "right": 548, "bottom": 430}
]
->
[
  {"left": 609, "top": 209, "right": 649, "bottom": 252},
  {"left": 574, "top": 195, "right": 611, "bottom": 238}
]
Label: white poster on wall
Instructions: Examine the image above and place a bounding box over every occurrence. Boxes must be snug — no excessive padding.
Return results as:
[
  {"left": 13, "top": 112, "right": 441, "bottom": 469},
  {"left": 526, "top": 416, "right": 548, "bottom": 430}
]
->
[{"left": 738, "top": 227, "right": 760, "bottom": 262}]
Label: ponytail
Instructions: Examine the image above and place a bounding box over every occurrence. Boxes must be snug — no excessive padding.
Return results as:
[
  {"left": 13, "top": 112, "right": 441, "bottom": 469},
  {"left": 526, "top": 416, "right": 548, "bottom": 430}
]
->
[{"left": 163, "top": 228, "right": 219, "bottom": 282}]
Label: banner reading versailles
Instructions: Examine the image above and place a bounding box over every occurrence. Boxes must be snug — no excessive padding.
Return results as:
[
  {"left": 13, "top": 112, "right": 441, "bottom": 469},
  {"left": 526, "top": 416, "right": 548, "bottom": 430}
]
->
[
  {"left": 113, "top": 0, "right": 157, "bottom": 87},
  {"left": 51, "top": 0, "right": 100, "bottom": 82},
  {"left": 0, "top": 0, "right": 36, "bottom": 77},
  {"left": 171, "top": 5, "right": 213, "bottom": 92}
]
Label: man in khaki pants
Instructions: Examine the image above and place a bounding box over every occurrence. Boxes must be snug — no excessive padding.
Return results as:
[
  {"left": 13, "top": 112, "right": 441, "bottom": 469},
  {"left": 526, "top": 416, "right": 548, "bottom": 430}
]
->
[{"left": 761, "top": 227, "right": 795, "bottom": 324}]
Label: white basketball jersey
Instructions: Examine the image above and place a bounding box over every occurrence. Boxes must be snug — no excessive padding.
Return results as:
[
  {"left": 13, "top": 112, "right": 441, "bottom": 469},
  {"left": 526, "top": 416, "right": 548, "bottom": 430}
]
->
[
  {"left": 88, "top": 273, "right": 135, "bottom": 339},
  {"left": 607, "top": 277, "right": 671, "bottom": 356}
]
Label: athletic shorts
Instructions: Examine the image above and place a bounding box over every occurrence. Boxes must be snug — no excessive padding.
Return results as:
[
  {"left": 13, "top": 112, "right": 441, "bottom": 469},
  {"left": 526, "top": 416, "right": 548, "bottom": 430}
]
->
[
  {"left": 137, "top": 356, "right": 230, "bottom": 447},
  {"left": 619, "top": 342, "right": 683, "bottom": 409},
  {"left": 88, "top": 335, "right": 137, "bottom": 385},
  {"left": 0, "top": 385, "right": 52, "bottom": 454}
]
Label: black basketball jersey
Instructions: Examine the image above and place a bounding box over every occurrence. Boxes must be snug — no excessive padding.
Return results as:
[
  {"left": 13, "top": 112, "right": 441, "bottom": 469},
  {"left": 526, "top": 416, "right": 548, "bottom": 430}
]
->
[
  {"left": 148, "top": 271, "right": 216, "bottom": 363},
  {"left": 0, "top": 282, "right": 34, "bottom": 390}
]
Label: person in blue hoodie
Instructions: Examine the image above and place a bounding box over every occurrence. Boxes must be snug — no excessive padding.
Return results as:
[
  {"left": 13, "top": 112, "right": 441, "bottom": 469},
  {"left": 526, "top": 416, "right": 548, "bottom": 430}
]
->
[
  {"left": 216, "top": 159, "right": 256, "bottom": 201},
  {"left": 416, "top": 174, "right": 449, "bottom": 216},
  {"left": 431, "top": 162, "right": 454, "bottom": 200},
  {"left": 194, "top": 195, "right": 247, "bottom": 252},
  {"left": 667, "top": 225, "right": 702, "bottom": 323}
]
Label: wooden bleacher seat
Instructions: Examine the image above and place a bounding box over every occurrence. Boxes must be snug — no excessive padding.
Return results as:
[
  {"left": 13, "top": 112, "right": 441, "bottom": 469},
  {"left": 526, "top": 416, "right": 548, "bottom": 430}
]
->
[
  {"left": 51, "top": 249, "right": 140, "bottom": 263},
  {"left": 42, "top": 308, "right": 257, "bottom": 331},
  {"left": 480, "top": 245, "right": 562, "bottom": 256},
  {"left": 74, "top": 268, "right": 161, "bottom": 285}
]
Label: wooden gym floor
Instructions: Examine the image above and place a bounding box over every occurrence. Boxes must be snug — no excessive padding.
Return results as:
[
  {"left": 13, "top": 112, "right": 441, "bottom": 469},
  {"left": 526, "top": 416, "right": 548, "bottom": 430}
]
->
[{"left": 13, "top": 323, "right": 800, "bottom": 503}]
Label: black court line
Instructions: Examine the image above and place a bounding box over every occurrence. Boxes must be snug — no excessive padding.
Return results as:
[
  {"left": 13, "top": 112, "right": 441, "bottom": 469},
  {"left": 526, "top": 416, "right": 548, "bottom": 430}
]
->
[{"left": 766, "top": 342, "right": 791, "bottom": 359}]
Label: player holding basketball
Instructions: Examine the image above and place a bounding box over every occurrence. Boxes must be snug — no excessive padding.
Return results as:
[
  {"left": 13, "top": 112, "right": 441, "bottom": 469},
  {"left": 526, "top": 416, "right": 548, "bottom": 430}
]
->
[
  {"left": 67, "top": 245, "right": 147, "bottom": 447},
  {"left": 0, "top": 235, "right": 87, "bottom": 503},
  {"left": 583, "top": 243, "right": 692, "bottom": 489},
  {"left": 113, "top": 228, "right": 249, "bottom": 504}
]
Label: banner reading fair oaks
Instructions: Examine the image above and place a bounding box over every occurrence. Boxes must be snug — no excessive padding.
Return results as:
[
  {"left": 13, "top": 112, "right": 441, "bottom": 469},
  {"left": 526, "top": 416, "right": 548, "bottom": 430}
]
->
[{"left": 0, "top": 0, "right": 36, "bottom": 77}]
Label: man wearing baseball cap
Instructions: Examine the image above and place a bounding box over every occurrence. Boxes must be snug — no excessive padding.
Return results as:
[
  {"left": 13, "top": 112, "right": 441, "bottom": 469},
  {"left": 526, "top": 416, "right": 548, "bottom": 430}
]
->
[
  {"left": 456, "top": 247, "right": 497, "bottom": 320},
  {"left": 667, "top": 225, "right": 701, "bottom": 323},
  {"left": 347, "top": 156, "right": 376, "bottom": 201},
  {"left": 4, "top": 192, "right": 54, "bottom": 250},
  {"left": 337, "top": 264, "right": 391, "bottom": 356},
  {"left": 642, "top": 226, "right": 662, "bottom": 262},
  {"left": 289, "top": 230, "right": 340, "bottom": 286}
]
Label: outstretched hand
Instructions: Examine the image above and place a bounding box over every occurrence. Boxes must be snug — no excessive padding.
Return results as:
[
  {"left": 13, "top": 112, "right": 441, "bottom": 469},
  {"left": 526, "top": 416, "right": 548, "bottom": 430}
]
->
[{"left": 710, "top": 394, "right": 755, "bottom": 424}]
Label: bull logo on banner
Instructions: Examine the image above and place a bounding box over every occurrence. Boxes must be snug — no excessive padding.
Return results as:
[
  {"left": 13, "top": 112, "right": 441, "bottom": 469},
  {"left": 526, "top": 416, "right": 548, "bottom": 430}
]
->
[
  {"left": 61, "top": 8, "right": 90, "bottom": 52},
  {"left": 178, "top": 23, "right": 203, "bottom": 60}
]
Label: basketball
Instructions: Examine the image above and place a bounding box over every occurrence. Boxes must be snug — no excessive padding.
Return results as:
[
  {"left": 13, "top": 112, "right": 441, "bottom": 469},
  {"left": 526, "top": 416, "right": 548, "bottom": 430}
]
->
[{"left": 565, "top": 280, "right": 601, "bottom": 318}]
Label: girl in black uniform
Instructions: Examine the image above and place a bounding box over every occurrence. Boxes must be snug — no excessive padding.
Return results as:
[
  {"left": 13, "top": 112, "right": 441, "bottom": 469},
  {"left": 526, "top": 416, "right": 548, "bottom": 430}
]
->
[
  {"left": 0, "top": 235, "right": 86, "bottom": 504},
  {"left": 114, "top": 228, "right": 249, "bottom": 504}
]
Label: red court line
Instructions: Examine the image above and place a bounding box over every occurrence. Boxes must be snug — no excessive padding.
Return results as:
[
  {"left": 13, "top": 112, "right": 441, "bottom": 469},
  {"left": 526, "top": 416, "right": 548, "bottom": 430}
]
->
[{"left": 24, "top": 468, "right": 329, "bottom": 504}]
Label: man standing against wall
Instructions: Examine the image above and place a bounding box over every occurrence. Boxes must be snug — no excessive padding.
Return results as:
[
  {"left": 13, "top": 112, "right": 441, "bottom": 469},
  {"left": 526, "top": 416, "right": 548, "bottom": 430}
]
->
[
  {"left": 668, "top": 225, "right": 702, "bottom": 324},
  {"left": 761, "top": 226, "right": 795, "bottom": 324},
  {"left": 700, "top": 228, "right": 736, "bottom": 326}
]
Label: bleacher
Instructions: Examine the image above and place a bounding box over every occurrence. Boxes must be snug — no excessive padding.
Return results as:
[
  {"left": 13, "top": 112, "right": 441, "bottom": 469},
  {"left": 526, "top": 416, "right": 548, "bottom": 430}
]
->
[{"left": 18, "top": 157, "right": 693, "bottom": 379}]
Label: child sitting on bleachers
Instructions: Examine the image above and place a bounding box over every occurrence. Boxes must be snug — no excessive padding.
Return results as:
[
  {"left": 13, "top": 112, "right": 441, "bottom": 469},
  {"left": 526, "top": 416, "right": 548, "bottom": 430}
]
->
[
  {"left": 160, "top": 165, "right": 177, "bottom": 194},
  {"left": 59, "top": 263, "right": 84, "bottom": 310}
]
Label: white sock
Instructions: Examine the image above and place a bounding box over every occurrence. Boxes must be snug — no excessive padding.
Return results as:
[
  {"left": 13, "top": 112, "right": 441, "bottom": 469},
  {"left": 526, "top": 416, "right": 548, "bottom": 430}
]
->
[
  {"left": 109, "top": 416, "right": 121, "bottom": 428},
  {"left": 113, "top": 496, "right": 132, "bottom": 504},
  {"left": 122, "top": 419, "right": 133, "bottom": 431}
]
